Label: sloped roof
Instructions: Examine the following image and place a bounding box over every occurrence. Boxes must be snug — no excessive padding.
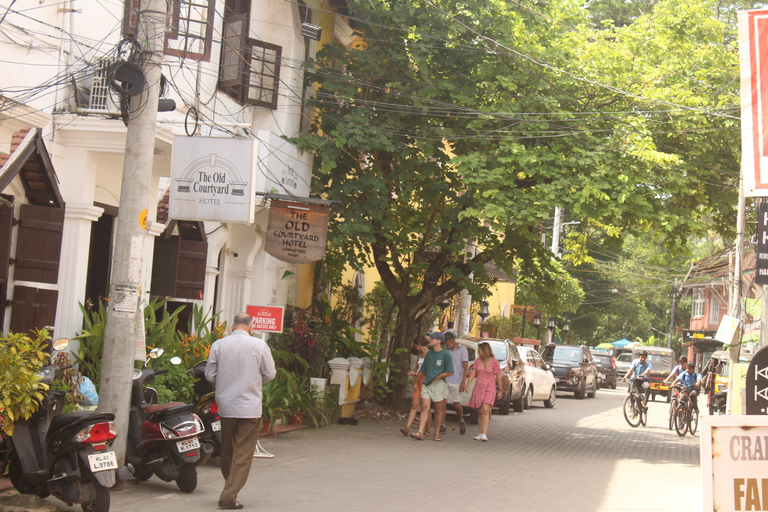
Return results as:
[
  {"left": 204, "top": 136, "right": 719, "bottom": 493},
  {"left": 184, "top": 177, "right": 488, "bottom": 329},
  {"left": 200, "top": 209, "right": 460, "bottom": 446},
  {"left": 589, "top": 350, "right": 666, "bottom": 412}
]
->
[
  {"left": 681, "top": 244, "right": 755, "bottom": 288},
  {"left": 0, "top": 128, "right": 64, "bottom": 208}
]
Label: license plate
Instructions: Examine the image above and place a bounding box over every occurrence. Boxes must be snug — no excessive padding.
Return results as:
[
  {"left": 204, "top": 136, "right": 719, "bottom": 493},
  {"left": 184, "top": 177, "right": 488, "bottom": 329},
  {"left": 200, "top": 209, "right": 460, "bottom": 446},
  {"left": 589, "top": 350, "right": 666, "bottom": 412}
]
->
[
  {"left": 211, "top": 420, "right": 221, "bottom": 432},
  {"left": 177, "top": 437, "right": 200, "bottom": 453},
  {"left": 88, "top": 451, "right": 117, "bottom": 473}
]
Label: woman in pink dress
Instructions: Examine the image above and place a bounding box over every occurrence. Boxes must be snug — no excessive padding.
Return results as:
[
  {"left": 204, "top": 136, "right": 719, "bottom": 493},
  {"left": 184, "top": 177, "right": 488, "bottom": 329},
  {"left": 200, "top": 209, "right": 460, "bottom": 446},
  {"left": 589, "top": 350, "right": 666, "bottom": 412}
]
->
[{"left": 465, "top": 342, "right": 504, "bottom": 442}]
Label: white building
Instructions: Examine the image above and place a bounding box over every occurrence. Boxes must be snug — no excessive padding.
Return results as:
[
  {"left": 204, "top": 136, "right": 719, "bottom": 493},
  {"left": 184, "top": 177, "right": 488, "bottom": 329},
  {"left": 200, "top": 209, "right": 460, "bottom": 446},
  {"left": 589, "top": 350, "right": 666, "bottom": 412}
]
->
[{"left": 0, "top": 0, "right": 354, "bottom": 341}]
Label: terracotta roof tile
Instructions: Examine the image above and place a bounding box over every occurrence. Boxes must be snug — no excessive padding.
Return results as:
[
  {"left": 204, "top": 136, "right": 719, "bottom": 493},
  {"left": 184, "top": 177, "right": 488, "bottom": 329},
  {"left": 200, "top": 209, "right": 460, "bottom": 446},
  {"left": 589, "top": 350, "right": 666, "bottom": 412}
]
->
[{"left": 157, "top": 188, "right": 169, "bottom": 224}]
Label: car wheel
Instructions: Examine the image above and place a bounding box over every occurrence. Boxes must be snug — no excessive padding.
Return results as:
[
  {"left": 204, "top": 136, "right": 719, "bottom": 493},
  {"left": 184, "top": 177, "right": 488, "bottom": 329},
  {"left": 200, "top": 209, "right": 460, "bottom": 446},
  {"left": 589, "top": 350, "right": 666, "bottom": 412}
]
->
[
  {"left": 574, "top": 380, "right": 586, "bottom": 399},
  {"left": 544, "top": 386, "right": 556, "bottom": 408},
  {"left": 523, "top": 386, "right": 533, "bottom": 410},
  {"left": 610, "top": 381, "right": 617, "bottom": 390},
  {"left": 512, "top": 387, "right": 525, "bottom": 413},
  {"left": 587, "top": 380, "right": 596, "bottom": 398}
]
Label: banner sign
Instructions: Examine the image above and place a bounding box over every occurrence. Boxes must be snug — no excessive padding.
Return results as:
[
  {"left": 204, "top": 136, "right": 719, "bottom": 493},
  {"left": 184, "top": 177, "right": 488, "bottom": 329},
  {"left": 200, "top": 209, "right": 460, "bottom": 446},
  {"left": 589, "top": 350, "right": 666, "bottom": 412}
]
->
[
  {"left": 265, "top": 199, "right": 330, "bottom": 264},
  {"left": 246, "top": 305, "right": 284, "bottom": 333},
  {"left": 758, "top": 201, "right": 768, "bottom": 284},
  {"left": 170, "top": 136, "right": 256, "bottom": 223},
  {"left": 702, "top": 416, "right": 768, "bottom": 511},
  {"left": 745, "top": 344, "right": 768, "bottom": 414},
  {"left": 739, "top": 10, "right": 768, "bottom": 196},
  {"left": 715, "top": 315, "right": 740, "bottom": 344}
]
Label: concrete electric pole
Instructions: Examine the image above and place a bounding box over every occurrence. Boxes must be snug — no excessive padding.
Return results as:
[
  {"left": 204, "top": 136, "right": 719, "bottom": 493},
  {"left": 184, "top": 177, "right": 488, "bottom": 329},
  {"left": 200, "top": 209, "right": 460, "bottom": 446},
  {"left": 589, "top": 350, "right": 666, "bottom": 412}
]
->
[{"left": 98, "top": 0, "right": 167, "bottom": 464}]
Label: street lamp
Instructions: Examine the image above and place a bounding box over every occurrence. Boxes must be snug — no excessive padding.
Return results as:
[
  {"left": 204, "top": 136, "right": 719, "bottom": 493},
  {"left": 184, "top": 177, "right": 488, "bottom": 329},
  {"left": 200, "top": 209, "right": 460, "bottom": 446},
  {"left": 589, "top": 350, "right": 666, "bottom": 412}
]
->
[
  {"left": 533, "top": 313, "right": 542, "bottom": 340},
  {"left": 478, "top": 300, "right": 490, "bottom": 322},
  {"left": 546, "top": 317, "right": 556, "bottom": 344},
  {"left": 562, "top": 320, "right": 570, "bottom": 344},
  {"left": 438, "top": 299, "right": 450, "bottom": 311}
]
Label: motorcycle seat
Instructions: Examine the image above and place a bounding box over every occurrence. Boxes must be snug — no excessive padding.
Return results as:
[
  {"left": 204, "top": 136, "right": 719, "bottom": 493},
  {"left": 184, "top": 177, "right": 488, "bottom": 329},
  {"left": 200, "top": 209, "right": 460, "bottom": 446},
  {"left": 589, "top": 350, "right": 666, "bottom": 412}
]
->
[
  {"left": 49, "top": 411, "right": 116, "bottom": 433},
  {"left": 144, "top": 402, "right": 192, "bottom": 422}
]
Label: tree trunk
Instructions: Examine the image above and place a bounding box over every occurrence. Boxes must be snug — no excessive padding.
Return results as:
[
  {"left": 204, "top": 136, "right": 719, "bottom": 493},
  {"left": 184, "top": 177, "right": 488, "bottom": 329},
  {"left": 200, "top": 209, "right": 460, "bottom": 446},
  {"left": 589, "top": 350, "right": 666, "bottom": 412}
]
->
[{"left": 387, "top": 307, "right": 422, "bottom": 412}]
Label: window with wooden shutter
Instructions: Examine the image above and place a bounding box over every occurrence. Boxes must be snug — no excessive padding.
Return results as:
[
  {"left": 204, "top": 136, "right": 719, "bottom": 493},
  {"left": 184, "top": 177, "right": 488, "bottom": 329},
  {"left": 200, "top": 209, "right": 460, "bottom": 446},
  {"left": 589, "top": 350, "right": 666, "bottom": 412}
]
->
[
  {"left": 150, "top": 236, "right": 207, "bottom": 300},
  {"left": 122, "top": 0, "right": 211, "bottom": 61},
  {"left": 14, "top": 204, "right": 64, "bottom": 284},
  {"left": 220, "top": 14, "right": 247, "bottom": 87},
  {"left": 10, "top": 285, "right": 58, "bottom": 336}
]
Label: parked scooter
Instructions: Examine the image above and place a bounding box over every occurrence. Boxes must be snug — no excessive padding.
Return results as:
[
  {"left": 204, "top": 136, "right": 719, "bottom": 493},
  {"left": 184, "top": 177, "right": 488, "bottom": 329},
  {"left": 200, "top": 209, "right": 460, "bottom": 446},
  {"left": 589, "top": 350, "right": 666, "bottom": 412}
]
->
[
  {"left": 126, "top": 348, "right": 205, "bottom": 492},
  {"left": 187, "top": 360, "right": 220, "bottom": 465},
  {"left": 4, "top": 338, "right": 132, "bottom": 512}
]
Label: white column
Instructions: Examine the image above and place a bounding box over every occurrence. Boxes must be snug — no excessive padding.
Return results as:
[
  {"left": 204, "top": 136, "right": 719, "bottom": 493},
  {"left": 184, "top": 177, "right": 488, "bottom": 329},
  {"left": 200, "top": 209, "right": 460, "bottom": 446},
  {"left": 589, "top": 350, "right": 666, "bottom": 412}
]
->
[
  {"left": 56, "top": 203, "right": 103, "bottom": 344},
  {"left": 142, "top": 221, "right": 166, "bottom": 304}
]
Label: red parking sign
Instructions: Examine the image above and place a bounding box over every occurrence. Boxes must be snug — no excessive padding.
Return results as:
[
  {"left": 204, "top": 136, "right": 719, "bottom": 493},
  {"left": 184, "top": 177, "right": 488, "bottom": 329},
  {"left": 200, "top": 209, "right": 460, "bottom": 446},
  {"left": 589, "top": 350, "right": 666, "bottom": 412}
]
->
[{"left": 246, "top": 305, "right": 284, "bottom": 333}]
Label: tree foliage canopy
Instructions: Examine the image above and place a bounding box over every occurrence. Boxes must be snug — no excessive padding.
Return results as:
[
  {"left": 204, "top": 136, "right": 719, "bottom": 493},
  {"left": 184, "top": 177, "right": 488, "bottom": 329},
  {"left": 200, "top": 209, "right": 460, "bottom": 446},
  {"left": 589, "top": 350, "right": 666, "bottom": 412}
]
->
[{"left": 294, "top": 0, "right": 749, "bottom": 408}]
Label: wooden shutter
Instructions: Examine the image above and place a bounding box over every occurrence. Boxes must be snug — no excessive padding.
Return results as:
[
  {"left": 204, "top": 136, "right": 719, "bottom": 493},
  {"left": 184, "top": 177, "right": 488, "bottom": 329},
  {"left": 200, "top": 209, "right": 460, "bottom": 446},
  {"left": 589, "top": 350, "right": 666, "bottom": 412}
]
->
[
  {"left": 10, "top": 285, "right": 57, "bottom": 335},
  {"left": 14, "top": 204, "right": 64, "bottom": 284},
  {"left": 220, "top": 14, "right": 247, "bottom": 86},
  {"left": 175, "top": 240, "right": 207, "bottom": 300},
  {"left": 0, "top": 195, "right": 15, "bottom": 284},
  {"left": 151, "top": 236, "right": 180, "bottom": 298}
]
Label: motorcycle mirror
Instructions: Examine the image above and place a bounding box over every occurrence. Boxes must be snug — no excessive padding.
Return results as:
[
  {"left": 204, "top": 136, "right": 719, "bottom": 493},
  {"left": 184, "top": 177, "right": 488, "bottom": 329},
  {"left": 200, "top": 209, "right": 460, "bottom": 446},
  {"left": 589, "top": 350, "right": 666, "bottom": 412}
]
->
[
  {"left": 169, "top": 356, "right": 182, "bottom": 366},
  {"left": 52, "top": 338, "right": 70, "bottom": 351},
  {"left": 149, "top": 347, "right": 164, "bottom": 359}
]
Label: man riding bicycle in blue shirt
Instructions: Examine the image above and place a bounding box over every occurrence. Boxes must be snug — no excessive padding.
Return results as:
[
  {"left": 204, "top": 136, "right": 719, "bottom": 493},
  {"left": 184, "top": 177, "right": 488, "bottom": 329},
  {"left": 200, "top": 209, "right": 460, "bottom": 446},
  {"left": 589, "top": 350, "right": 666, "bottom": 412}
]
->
[
  {"left": 624, "top": 351, "right": 652, "bottom": 409},
  {"left": 673, "top": 362, "right": 702, "bottom": 412}
]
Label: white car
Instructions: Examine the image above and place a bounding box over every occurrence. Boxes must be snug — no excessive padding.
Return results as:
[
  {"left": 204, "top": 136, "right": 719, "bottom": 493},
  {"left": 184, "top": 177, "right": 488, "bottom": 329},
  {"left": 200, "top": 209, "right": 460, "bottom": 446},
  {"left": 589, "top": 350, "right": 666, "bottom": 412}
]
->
[{"left": 516, "top": 346, "right": 557, "bottom": 409}]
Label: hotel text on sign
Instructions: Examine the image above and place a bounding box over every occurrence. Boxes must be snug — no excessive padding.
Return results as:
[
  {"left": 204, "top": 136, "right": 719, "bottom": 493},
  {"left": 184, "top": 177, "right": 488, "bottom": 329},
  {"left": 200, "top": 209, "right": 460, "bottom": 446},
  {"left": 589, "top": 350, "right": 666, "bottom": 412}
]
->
[{"left": 265, "top": 200, "right": 330, "bottom": 264}]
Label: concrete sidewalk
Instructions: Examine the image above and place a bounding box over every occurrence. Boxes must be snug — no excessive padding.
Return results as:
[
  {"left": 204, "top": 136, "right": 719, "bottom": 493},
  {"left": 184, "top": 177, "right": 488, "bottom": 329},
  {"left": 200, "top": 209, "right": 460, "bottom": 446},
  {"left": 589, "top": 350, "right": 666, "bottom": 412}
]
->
[{"left": 0, "top": 388, "right": 702, "bottom": 512}]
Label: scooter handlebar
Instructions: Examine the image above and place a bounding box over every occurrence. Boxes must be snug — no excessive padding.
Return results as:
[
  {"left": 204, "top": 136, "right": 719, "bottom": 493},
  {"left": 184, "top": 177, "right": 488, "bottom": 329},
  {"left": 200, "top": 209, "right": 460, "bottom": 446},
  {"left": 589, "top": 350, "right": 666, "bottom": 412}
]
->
[{"left": 154, "top": 369, "right": 169, "bottom": 376}]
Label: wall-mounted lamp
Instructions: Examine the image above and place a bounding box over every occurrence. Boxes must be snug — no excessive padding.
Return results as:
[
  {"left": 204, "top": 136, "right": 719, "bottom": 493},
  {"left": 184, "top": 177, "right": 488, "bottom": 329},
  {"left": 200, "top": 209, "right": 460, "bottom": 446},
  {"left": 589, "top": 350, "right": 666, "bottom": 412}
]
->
[
  {"left": 438, "top": 300, "right": 451, "bottom": 311},
  {"left": 478, "top": 300, "right": 490, "bottom": 322}
]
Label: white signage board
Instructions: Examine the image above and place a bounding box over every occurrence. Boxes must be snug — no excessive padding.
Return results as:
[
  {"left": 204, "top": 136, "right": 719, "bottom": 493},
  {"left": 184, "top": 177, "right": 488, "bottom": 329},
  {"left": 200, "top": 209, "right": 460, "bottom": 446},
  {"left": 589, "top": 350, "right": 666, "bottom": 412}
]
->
[
  {"left": 702, "top": 415, "right": 768, "bottom": 511},
  {"left": 739, "top": 10, "right": 768, "bottom": 196},
  {"left": 715, "top": 315, "right": 740, "bottom": 345},
  {"left": 170, "top": 136, "right": 256, "bottom": 223},
  {"left": 254, "top": 131, "right": 311, "bottom": 197}
]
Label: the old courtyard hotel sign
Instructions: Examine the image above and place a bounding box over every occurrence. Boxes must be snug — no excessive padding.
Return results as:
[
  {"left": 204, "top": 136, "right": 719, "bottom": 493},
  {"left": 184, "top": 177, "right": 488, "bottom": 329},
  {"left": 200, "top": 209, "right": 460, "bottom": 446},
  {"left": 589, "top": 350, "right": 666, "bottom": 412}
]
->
[
  {"left": 266, "top": 199, "right": 330, "bottom": 264},
  {"left": 170, "top": 136, "right": 256, "bottom": 223}
]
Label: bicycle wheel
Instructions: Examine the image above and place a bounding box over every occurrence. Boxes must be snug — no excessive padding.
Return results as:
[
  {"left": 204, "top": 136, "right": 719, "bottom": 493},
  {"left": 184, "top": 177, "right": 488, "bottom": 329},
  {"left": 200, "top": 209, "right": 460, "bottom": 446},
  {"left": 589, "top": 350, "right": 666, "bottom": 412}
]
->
[
  {"left": 690, "top": 409, "right": 699, "bottom": 435},
  {"left": 624, "top": 395, "right": 641, "bottom": 427},
  {"left": 668, "top": 398, "right": 678, "bottom": 431},
  {"left": 675, "top": 405, "right": 689, "bottom": 436},
  {"left": 640, "top": 405, "right": 648, "bottom": 426}
]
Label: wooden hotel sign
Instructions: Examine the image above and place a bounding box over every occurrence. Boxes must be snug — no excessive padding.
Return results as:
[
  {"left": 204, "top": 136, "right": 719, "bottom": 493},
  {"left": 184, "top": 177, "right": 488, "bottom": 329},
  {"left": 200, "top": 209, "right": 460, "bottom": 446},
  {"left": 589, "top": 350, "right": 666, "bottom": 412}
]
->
[{"left": 265, "top": 199, "right": 330, "bottom": 264}]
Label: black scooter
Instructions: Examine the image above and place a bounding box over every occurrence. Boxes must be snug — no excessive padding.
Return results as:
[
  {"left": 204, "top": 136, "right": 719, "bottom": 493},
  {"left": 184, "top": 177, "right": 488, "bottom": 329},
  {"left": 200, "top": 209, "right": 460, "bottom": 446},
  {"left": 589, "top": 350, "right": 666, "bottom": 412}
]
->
[
  {"left": 4, "top": 338, "right": 132, "bottom": 512},
  {"left": 126, "top": 348, "right": 204, "bottom": 492},
  {"left": 187, "top": 360, "right": 220, "bottom": 464}
]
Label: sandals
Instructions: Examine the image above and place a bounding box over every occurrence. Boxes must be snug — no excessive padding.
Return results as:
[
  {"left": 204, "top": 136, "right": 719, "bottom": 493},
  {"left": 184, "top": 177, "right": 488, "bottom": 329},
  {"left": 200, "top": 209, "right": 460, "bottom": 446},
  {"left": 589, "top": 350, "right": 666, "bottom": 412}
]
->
[
  {"left": 400, "top": 427, "right": 409, "bottom": 437},
  {"left": 434, "top": 433, "right": 442, "bottom": 442},
  {"left": 219, "top": 501, "right": 244, "bottom": 510},
  {"left": 410, "top": 432, "right": 424, "bottom": 441}
]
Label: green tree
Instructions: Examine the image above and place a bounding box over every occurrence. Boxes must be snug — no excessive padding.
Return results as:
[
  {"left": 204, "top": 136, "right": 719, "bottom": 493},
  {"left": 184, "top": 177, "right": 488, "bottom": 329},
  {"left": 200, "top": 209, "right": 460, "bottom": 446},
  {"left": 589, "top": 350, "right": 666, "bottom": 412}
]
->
[{"left": 295, "top": 0, "right": 742, "bottom": 409}]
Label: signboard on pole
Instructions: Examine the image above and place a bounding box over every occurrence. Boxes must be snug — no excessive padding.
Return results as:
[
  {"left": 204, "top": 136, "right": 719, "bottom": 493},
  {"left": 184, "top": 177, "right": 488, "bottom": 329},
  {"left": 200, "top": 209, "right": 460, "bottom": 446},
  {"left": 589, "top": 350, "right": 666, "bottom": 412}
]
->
[
  {"left": 246, "top": 305, "right": 284, "bottom": 333},
  {"left": 702, "top": 415, "right": 768, "bottom": 511},
  {"left": 170, "top": 136, "right": 257, "bottom": 223},
  {"left": 745, "top": 344, "right": 768, "bottom": 414},
  {"left": 715, "top": 315, "right": 740, "bottom": 345},
  {"left": 757, "top": 201, "right": 768, "bottom": 284},
  {"left": 739, "top": 9, "right": 768, "bottom": 197},
  {"left": 265, "top": 199, "right": 330, "bottom": 264}
]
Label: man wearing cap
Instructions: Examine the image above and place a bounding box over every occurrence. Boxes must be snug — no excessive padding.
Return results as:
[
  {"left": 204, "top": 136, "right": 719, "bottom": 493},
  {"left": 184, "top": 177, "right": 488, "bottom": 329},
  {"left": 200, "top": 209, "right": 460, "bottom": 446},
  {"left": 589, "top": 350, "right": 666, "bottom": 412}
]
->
[
  {"left": 410, "top": 331, "right": 454, "bottom": 441},
  {"left": 442, "top": 332, "right": 468, "bottom": 435}
]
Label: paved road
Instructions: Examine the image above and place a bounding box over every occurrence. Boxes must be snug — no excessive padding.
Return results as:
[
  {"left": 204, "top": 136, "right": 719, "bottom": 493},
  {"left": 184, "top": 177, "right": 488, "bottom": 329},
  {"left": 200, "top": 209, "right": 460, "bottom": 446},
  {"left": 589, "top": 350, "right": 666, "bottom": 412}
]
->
[{"left": 35, "top": 387, "right": 702, "bottom": 512}]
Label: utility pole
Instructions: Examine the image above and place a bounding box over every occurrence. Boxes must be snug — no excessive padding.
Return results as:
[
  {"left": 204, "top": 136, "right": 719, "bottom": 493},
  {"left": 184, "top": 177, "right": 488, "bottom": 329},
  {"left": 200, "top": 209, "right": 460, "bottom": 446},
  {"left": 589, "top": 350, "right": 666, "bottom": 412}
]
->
[
  {"left": 98, "top": 0, "right": 167, "bottom": 465},
  {"left": 551, "top": 206, "right": 563, "bottom": 256},
  {"left": 667, "top": 278, "right": 678, "bottom": 349}
]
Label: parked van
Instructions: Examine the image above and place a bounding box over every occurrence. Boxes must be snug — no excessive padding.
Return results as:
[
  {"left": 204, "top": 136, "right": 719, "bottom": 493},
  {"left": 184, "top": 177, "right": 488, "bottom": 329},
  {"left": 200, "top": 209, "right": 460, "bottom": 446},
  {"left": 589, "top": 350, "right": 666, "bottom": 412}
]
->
[{"left": 631, "top": 346, "right": 675, "bottom": 402}]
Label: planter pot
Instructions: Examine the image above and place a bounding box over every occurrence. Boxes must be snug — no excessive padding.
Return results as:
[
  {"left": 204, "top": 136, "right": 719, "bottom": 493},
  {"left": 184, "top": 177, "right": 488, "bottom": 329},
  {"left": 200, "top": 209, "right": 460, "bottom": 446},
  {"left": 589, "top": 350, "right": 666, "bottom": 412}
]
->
[
  {"left": 289, "top": 412, "right": 305, "bottom": 426},
  {"left": 260, "top": 418, "right": 271, "bottom": 434}
]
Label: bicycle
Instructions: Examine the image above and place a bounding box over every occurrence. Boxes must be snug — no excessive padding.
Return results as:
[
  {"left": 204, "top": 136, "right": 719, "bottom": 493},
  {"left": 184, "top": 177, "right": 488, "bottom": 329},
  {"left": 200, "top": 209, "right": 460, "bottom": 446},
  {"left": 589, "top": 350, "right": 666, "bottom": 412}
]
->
[
  {"left": 668, "top": 384, "right": 681, "bottom": 431},
  {"left": 674, "top": 386, "right": 700, "bottom": 437},
  {"left": 623, "top": 379, "right": 648, "bottom": 427}
]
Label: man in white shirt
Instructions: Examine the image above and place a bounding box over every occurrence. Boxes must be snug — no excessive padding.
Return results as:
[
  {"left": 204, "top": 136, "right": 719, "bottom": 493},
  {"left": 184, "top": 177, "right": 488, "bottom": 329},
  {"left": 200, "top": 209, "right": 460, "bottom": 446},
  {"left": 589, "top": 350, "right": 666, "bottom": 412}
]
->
[
  {"left": 206, "top": 313, "right": 276, "bottom": 510},
  {"left": 442, "top": 332, "right": 468, "bottom": 434}
]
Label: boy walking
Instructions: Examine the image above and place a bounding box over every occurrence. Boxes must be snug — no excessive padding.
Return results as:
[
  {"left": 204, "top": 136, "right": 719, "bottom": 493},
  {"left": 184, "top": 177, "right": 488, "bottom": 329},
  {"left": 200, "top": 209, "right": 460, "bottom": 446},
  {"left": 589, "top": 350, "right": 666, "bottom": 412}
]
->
[{"left": 411, "top": 332, "right": 454, "bottom": 441}]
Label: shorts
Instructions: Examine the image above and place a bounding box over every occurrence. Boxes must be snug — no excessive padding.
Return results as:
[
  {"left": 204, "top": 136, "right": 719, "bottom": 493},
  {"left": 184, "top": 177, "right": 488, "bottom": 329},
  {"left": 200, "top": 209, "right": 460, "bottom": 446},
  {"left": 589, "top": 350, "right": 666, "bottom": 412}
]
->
[
  {"left": 445, "top": 382, "right": 461, "bottom": 403},
  {"left": 421, "top": 379, "right": 446, "bottom": 402}
]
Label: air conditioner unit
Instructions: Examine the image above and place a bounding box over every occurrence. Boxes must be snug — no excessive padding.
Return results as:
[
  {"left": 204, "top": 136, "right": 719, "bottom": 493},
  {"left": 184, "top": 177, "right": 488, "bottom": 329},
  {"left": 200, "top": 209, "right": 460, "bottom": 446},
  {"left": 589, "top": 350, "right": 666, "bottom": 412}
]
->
[{"left": 86, "top": 59, "right": 122, "bottom": 115}]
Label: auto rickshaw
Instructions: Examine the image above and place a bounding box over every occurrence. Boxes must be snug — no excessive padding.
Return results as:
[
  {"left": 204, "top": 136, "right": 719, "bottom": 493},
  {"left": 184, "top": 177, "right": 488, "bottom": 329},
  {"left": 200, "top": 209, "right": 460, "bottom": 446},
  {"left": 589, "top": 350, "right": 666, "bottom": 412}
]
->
[
  {"left": 704, "top": 350, "right": 729, "bottom": 415},
  {"left": 632, "top": 346, "right": 676, "bottom": 402}
]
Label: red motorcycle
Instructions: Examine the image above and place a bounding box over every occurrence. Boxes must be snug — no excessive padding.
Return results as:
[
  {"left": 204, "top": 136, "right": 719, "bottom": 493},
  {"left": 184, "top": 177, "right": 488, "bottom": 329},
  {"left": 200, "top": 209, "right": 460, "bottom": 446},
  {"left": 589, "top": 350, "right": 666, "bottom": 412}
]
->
[{"left": 126, "top": 349, "right": 204, "bottom": 492}]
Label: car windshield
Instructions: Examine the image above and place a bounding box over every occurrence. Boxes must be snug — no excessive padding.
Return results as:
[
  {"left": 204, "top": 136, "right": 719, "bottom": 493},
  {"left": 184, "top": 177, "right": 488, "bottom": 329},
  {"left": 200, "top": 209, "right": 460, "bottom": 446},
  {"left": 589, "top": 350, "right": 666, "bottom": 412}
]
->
[
  {"left": 542, "top": 346, "right": 582, "bottom": 363},
  {"left": 488, "top": 343, "right": 507, "bottom": 362},
  {"left": 616, "top": 354, "right": 632, "bottom": 364}
]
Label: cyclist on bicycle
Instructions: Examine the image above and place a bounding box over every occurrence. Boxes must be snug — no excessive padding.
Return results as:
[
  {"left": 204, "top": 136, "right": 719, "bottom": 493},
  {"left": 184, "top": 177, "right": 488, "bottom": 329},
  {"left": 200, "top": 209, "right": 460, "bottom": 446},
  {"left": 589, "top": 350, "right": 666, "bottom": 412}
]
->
[
  {"left": 672, "top": 362, "right": 702, "bottom": 412},
  {"left": 624, "top": 350, "right": 652, "bottom": 409},
  {"left": 664, "top": 355, "right": 688, "bottom": 399}
]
